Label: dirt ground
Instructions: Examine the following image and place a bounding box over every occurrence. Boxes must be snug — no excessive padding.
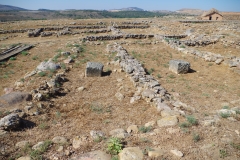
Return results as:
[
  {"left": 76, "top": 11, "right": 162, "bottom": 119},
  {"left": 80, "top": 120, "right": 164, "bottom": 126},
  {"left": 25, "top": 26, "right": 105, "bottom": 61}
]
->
[{"left": 0, "top": 18, "right": 240, "bottom": 160}]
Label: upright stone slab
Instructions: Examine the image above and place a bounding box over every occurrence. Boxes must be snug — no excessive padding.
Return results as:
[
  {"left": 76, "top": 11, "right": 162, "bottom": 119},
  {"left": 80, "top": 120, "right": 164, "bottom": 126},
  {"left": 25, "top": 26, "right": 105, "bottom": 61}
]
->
[
  {"left": 169, "top": 60, "right": 190, "bottom": 74},
  {"left": 85, "top": 62, "right": 104, "bottom": 77}
]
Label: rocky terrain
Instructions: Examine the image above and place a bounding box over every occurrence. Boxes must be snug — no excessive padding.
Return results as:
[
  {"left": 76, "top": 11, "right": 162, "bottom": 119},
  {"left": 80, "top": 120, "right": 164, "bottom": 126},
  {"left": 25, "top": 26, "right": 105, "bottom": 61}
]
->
[{"left": 0, "top": 18, "right": 240, "bottom": 160}]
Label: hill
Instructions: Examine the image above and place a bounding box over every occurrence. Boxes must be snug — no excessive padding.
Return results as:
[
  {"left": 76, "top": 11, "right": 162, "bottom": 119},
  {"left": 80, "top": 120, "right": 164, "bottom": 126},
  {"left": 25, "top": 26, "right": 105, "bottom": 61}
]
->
[
  {"left": 176, "top": 8, "right": 204, "bottom": 15},
  {"left": 0, "top": 4, "right": 27, "bottom": 11}
]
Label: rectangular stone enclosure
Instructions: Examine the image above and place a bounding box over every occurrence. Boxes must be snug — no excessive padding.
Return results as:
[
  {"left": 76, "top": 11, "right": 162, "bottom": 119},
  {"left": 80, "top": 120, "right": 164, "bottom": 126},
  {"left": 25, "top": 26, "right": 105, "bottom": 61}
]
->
[
  {"left": 85, "top": 62, "right": 104, "bottom": 77},
  {"left": 169, "top": 60, "right": 190, "bottom": 74}
]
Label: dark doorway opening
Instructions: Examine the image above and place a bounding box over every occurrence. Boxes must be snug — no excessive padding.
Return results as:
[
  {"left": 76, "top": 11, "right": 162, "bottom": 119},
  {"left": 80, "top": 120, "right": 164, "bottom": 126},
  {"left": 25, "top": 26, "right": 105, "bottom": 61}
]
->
[
  {"left": 209, "top": 16, "right": 212, "bottom": 20},
  {"left": 216, "top": 17, "right": 219, "bottom": 20}
]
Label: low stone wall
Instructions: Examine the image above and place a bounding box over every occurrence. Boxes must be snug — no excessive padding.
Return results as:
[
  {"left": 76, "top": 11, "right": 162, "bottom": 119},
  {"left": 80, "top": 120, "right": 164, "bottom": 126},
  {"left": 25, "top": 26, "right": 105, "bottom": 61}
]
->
[
  {"left": 107, "top": 43, "right": 174, "bottom": 112},
  {"left": 83, "top": 35, "right": 123, "bottom": 41},
  {"left": 82, "top": 34, "right": 155, "bottom": 41},
  {"left": 114, "top": 25, "right": 150, "bottom": 29},
  {"left": 156, "top": 36, "right": 240, "bottom": 68}
]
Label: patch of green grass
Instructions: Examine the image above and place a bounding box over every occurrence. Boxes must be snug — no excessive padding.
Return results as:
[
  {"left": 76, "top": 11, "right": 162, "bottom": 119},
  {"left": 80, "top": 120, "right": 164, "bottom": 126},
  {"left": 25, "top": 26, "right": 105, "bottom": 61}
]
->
[
  {"left": 147, "top": 68, "right": 155, "bottom": 75},
  {"left": 220, "top": 112, "right": 230, "bottom": 118},
  {"left": 157, "top": 74, "right": 162, "bottom": 78},
  {"left": 186, "top": 115, "right": 198, "bottom": 126},
  {"left": 38, "top": 71, "right": 46, "bottom": 77},
  {"left": 55, "top": 111, "right": 61, "bottom": 119},
  {"left": 222, "top": 106, "right": 229, "bottom": 109},
  {"left": 230, "top": 142, "right": 240, "bottom": 150},
  {"left": 168, "top": 74, "right": 176, "bottom": 79},
  {"left": 180, "top": 45, "right": 185, "bottom": 48},
  {"left": 192, "top": 133, "right": 200, "bottom": 142},
  {"left": 38, "top": 122, "right": 49, "bottom": 130},
  {"left": 111, "top": 156, "right": 119, "bottom": 160},
  {"left": 30, "top": 140, "right": 52, "bottom": 160},
  {"left": 179, "top": 122, "right": 190, "bottom": 128},
  {"left": 21, "top": 51, "right": 28, "bottom": 56},
  {"left": 61, "top": 63, "right": 66, "bottom": 69},
  {"left": 219, "top": 149, "right": 228, "bottom": 158},
  {"left": 107, "top": 137, "right": 123, "bottom": 155},
  {"left": 9, "top": 57, "right": 16, "bottom": 61},
  {"left": 139, "top": 126, "right": 152, "bottom": 133},
  {"left": 90, "top": 103, "right": 104, "bottom": 114},
  {"left": 32, "top": 56, "right": 39, "bottom": 60}
]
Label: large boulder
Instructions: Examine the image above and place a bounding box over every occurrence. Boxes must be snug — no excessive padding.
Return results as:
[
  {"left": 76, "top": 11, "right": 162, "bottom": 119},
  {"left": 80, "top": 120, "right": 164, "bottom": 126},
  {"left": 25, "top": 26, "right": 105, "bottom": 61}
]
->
[
  {"left": 85, "top": 62, "right": 104, "bottom": 77},
  {"left": 0, "top": 92, "right": 32, "bottom": 108},
  {"left": 36, "top": 60, "right": 60, "bottom": 71},
  {"left": 169, "top": 60, "right": 190, "bottom": 74},
  {"left": 0, "top": 113, "right": 21, "bottom": 130},
  {"left": 70, "top": 150, "right": 111, "bottom": 160}
]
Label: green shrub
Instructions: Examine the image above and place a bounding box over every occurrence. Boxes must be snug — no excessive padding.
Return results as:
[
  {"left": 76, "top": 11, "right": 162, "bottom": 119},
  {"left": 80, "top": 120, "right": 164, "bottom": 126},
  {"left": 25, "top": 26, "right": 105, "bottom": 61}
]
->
[
  {"left": 107, "top": 137, "right": 123, "bottom": 155},
  {"left": 186, "top": 115, "right": 198, "bottom": 125},
  {"left": 220, "top": 112, "right": 230, "bottom": 118},
  {"left": 192, "top": 133, "right": 200, "bottom": 142},
  {"left": 21, "top": 51, "right": 28, "bottom": 56},
  {"left": 139, "top": 126, "right": 152, "bottom": 133},
  {"left": 38, "top": 71, "right": 46, "bottom": 77},
  {"left": 32, "top": 56, "right": 38, "bottom": 60},
  {"left": 9, "top": 57, "right": 16, "bottom": 61}
]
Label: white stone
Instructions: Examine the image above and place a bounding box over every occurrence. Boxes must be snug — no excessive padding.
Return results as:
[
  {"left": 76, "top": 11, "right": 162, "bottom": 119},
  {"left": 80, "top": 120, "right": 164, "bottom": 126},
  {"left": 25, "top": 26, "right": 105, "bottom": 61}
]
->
[
  {"left": 170, "top": 149, "right": 183, "bottom": 157},
  {"left": 119, "top": 147, "right": 143, "bottom": 160}
]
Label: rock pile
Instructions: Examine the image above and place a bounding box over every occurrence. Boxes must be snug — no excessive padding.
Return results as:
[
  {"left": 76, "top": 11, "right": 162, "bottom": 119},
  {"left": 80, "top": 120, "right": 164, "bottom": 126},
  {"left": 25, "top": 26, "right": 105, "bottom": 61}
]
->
[{"left": 107, "top": 43, "right": 172, "bottom": 111}]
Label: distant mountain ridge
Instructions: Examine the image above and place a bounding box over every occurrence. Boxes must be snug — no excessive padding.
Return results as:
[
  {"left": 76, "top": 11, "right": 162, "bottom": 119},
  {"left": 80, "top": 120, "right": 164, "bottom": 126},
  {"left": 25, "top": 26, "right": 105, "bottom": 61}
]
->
[
  {"left": 0, "top": 4, "right": 27, "bottom": 11},
  {"left": 176, "top": 8, "right": 205, "bottom": 15},
  {"left": 109, "top": 7, "right": 144, "bottom": 12}
]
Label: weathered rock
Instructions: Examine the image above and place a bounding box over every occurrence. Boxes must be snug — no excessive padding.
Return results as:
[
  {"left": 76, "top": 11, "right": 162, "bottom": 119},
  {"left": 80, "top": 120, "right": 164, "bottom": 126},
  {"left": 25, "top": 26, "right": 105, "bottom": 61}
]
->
[
  {"left": 109, "top": 128, "right": 129, "bottom": 139},
  {"left": 0, "top": 113, "right": 21, "bottom": 130},
  {"left": 170, "top": 149, "right": 183, "bottom": 157},
  {"left": 169, "top": 60, "right": 190, "bottom": 74},
  {"left": 0, "top": 92, "right": 32, "bottom": 107},
  {"left": 127, "top": 125, "right": 138, "bottom": 134},
  {"left": 141, "top": 89, "right": 155, "bottom": 99},
  {"left": 16, "top": 141, "right": 29, "bottom": 149},
  {"left": 90, "top": 130, "right": 105, "bottom": 139},
  {"left": 145, "top": 121, "right": 156, "bottom": 127},
  {"left": 85, "top": 62, "right": 104, "bottom": 77},
  {"left": 157, "top": 116, "right": 178, "bottom": 127},
  {"left": 77, "top": 86, "right": 85, "bottom": 92},
  {"left": 70, "top": 150, "right": 111, "bottom": 160},
  {"left": 52, "top": 136, "right": 67, "bottom": 144},
  {"left": 17, "top": 156, "right": 31, "bottom": 160},
  {"left": 32, "top": 141, "right": 44, "bottom": 150},
  {"left": 33, "top": 93, "right": 43, "bottom": 101},
  {"left": 148, "top": 148, "right": 164, "bottom": 158},
  {"left": 57, "top": 146, "right": 64, "bottom": 152},
  {"left": 3, "top": 88, "right": 14, "bottom": 94},
  {"left": 156, "top": 102, "right": 172, "bottom": 112},
  {"left": 161, "top": 110, "right": 179, "bottom": 117},
  {"left": 72, "top": 135, "right": 88, "bottom": 149},
  {"left": 0, "top": 129, "right": 7, "bottom": 135},
  {"left": 36, "top": 59, "right": 60, "bottom": 71},
  {"left": 130, "top": 96, "right": 141, "bottom": 104},
  {"left": 115, "top": 92, "right": 124, "bottom": 101},
  {"left": 119, "top": 147, "right": 143, "bottom": 160}
]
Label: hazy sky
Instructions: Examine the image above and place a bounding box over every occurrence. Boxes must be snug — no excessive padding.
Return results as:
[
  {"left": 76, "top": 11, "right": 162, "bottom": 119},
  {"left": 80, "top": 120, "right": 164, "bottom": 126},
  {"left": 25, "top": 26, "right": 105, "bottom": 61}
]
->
[{"left": 1, "top": 0, "right": 240, "bottom": 11}]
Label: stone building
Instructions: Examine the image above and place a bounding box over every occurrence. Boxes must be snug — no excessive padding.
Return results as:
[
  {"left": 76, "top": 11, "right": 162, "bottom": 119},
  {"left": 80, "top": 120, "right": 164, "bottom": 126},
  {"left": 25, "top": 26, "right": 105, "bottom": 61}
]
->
[{"left": 201, "top": 8, "right": 223, "bottom": 20}]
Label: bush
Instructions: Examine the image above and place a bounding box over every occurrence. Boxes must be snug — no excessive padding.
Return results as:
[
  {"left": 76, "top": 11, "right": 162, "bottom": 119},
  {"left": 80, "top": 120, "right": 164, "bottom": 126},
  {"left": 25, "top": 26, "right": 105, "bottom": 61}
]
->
[
  {"left": 186, "top": 115, "right": 198, "bottom": 125},
  {"left": 38, "top": 71, "right": 46, "bottom": 77},
  {"left": 9, "top": 57, "right": 16, "bottom": 61},
  {"left": 107, "top": 137, "right": 123, "bottom": 155},
  {"left": 139, "top": 126, "right": 152, "bottom": 133},
  {"left": 21, "top": 51, "right": 28, "bottom": 56}
]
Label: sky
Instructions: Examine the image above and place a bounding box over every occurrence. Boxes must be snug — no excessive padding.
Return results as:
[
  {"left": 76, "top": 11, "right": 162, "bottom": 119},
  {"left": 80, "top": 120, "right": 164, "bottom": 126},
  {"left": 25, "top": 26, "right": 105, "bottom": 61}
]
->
[{"left": 1, "top": 0, "right": 240, "bottom": 12}]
